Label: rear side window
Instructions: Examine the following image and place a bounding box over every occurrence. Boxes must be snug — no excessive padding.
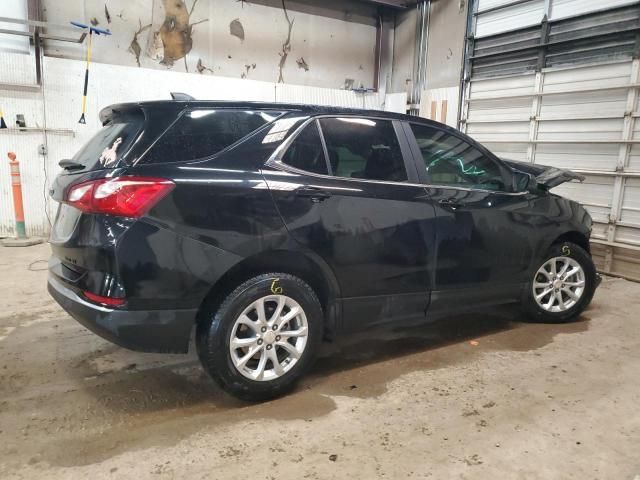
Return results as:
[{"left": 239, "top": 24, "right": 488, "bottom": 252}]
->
[
  {"left": 318, "top": 117, "right": 407, "bottom": 182},
  {"left": 71, "top": 120, "right": 142, "bottom": 170},
  {"left": 143, "top": 109, "right": 282, "bottom": 164},
  {"left": 281, "top": 121, "right": 328, "bottom": 175}
]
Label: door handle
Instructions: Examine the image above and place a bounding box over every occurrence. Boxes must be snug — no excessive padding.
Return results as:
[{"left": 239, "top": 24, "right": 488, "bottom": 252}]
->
[
  {"left": 439, "top": 199, "right": 460, "bottom": 211},
  {"left": 295, "top": 186, "right": 332, "bottom": 203}
]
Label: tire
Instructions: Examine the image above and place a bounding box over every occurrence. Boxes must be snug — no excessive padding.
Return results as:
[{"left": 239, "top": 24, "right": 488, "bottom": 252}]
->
[
  {"left": 196, "top": 273, "right": 323, "bottom": 401},
  {"left": 522, "top": 241, "right": 596, "bottom": 323}
]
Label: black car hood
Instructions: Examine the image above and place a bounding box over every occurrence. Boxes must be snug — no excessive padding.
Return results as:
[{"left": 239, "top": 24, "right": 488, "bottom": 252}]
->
[{"left": 501, "top": 158, "right": 585, "bottom": 189}]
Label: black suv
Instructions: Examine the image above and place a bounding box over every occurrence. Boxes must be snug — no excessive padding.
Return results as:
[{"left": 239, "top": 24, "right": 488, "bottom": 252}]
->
[{"left": 48, "top": 100, "right": 597, "bottom": 400}]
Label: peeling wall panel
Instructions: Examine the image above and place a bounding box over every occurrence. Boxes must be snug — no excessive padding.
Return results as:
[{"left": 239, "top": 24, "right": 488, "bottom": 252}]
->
[{"left": 42, "top": 0, "right": 377, "bottom": 90}]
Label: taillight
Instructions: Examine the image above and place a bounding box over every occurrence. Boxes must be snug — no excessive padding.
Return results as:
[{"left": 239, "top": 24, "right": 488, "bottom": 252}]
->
[
  {"left": 83, "top": 291, "right": 126, "bottom": 307},
  {"left": 65, "top": 177, "right": 174, "bottom": 217}
]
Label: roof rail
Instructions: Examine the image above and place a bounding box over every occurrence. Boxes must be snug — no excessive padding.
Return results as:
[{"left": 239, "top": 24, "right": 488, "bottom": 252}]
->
[{"left": 170, "top": 92, "right": 195, "bottom": 101}]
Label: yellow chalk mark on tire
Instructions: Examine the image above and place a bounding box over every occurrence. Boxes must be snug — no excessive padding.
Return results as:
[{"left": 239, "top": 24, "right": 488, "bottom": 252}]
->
[{"left": 270, "top": 278, "right": 283, "bottom": 294}]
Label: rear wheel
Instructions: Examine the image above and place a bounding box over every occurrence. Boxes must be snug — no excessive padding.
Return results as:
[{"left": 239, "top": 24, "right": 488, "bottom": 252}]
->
[
  {"left": 197, "top": 273, "right": 322, "bottom": 401},
  {"left": 522, "top": 241, "right": 596, "bottom": 323}
]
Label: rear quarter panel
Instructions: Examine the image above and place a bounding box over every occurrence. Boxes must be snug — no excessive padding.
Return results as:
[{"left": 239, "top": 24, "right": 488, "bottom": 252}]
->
[{"left": 118, "top": 161, "right": 291, "bottom": 309}]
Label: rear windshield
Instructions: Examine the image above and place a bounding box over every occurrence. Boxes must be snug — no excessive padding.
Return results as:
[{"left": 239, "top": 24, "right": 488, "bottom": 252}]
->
[
  {"left": 70, "top": 120, "right": 142, "bottom": 170},
  {"left": 141, "top": 109, "right": 283, "bottom": 164}
]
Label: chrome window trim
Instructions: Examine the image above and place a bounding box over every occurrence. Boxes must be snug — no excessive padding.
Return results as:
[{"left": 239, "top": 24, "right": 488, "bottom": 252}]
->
[{"left": 265, "top": 114, "right": 528, "bottom": 197}]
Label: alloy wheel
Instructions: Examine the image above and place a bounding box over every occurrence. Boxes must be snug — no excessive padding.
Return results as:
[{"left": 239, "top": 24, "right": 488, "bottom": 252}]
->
[
  {"left": 229, "top": 295, "right": 309, "bottom": 381},
  {"left": 533, "top": 256, "right": 586, "bottom": 313}
]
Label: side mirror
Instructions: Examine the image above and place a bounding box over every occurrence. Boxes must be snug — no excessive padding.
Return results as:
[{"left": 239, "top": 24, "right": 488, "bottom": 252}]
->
[{"left": 513, "top": 171, "right": 537, "bottom": 192}]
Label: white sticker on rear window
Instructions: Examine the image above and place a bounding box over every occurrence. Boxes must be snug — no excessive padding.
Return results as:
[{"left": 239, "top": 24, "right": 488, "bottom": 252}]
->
[{"left": 99, "top": 137, "right": 123, "bottom": 167}]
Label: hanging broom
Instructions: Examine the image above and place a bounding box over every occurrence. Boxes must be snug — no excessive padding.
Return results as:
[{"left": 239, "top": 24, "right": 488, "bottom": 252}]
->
[{"left": 70, "top": 22, "right": 112, "bottom": 124}]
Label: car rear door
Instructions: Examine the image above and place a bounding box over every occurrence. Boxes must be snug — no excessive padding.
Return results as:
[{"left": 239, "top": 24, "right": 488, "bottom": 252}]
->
[
  {"left": 402, "top": 121, "right": 542, "bottom": 312},
  {"left": 264, "top": 116, "right": 438, "bottom": 331}
]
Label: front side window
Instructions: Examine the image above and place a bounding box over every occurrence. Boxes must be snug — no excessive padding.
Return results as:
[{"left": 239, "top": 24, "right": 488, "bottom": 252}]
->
[
  {"left": 281, "top": 121, "right": 328, "bottom": 175},
  {"left": 410, "top": 124, "right": 508, "bottom": 191},
  {"left": 144, "top": 109, "right": 282, "bottom": 164},
  {"left": 319, "top": 117, "right": 408, "bottom": 182}
]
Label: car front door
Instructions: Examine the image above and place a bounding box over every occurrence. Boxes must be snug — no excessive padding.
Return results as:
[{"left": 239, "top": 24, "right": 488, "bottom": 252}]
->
[
  {"left": 264, "top": 116, "right": 438, "bottom": 331},
  {"left": 403, "top": 121, "right": 542, "bottom": 312}
]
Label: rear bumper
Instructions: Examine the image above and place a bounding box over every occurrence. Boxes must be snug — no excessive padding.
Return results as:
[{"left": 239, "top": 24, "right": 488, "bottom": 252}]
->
[{"left": 48, "top": 275, "right": 196, "bottom": 353}]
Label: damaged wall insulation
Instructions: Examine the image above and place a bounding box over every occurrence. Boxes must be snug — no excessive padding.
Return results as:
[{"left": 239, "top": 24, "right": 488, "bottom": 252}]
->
[{"left": 41, "top": 0, "right": 377, "bottom": 89}]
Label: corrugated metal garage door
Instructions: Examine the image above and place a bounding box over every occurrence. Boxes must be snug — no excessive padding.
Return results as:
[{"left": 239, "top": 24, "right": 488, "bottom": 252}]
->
[{"left": 462, "top": 0, "right": 640, "bottom": 281}]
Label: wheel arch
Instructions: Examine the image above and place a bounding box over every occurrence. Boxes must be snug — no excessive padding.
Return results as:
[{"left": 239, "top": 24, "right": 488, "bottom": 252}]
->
[
  {"left": 551, "top": 230, "right": 591, "bottom": 254},
  {"left": 528, "top": 229, "right": 591, "bottom": 280},
  {"left": 195, "top": 249, "right": 341, "bottom": 340}
]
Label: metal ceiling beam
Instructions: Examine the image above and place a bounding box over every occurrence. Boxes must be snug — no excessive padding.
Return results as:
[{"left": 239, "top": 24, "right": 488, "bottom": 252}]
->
[{"left": 356, "top": 0, "right": 419, "bottom": 9}]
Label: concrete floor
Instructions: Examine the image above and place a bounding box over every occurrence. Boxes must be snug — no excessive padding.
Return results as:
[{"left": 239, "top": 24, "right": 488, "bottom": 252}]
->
[{"left": 0, "top": 243, "right": 638, "bottom": 479}]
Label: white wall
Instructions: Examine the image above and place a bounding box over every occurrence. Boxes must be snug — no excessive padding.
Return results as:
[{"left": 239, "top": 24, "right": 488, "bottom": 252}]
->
[
  {"left": 0, "top": 54, "right": 404, "bottom": 238},
  {"left": 420, "top": 86, "right": 459, "bottom": 127}
]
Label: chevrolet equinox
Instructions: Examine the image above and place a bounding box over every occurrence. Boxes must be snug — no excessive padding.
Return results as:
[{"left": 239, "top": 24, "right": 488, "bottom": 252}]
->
[{"left": 48, "top": 99, "right": 598, "bottom": 400}]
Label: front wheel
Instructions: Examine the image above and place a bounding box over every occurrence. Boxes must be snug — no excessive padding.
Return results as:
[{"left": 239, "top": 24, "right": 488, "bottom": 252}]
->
[
  {"left": 522, "top": 241, "right": 597, "bottom": 323},
  {"left": 197, "top": 273, "right": 323, "bottom": 401}
]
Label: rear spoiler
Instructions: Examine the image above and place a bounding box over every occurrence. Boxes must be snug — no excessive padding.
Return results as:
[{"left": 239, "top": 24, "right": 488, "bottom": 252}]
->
[
  {"left": 99, "top": 104, "right": 145, "bottom": 126},
  {"left": 98, "top": 93, "right": 195, "bottom": 125},
  {"left": 501, "top": 158, "right": 585, "bottom": 189}
]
